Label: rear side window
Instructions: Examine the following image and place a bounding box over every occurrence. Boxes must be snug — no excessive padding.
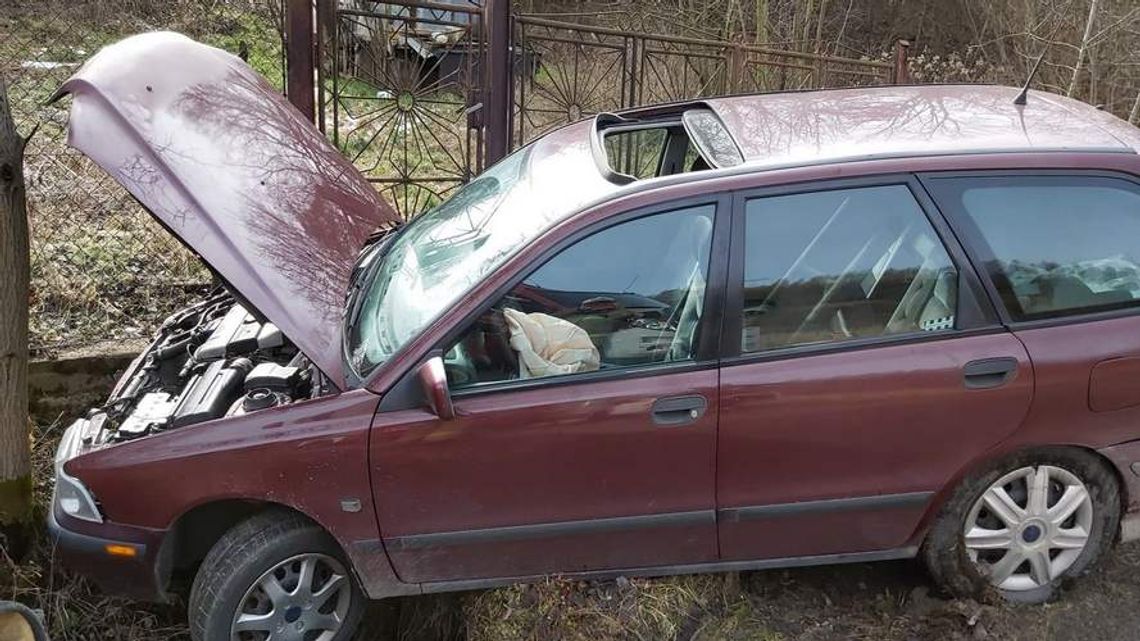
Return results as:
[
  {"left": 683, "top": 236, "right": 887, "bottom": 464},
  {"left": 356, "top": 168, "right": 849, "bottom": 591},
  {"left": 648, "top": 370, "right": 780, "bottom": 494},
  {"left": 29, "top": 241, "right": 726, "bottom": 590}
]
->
[
  {"left": 741, "top": 185, "right": 958, "bottom": 353},
  {"left": 928, "top": 176, "right": 1140, "bottom": 321}
]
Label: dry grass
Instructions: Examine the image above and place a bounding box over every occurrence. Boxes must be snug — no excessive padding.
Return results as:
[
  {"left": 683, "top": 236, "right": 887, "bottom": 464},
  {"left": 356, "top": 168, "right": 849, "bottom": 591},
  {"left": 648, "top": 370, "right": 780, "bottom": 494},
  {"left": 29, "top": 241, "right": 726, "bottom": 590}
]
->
[
  {"left": 0, "top": 416, "right": 189, "bottom": 640},
  {"left": 464, "top": 574, "right": 804, "bottom": 641}
]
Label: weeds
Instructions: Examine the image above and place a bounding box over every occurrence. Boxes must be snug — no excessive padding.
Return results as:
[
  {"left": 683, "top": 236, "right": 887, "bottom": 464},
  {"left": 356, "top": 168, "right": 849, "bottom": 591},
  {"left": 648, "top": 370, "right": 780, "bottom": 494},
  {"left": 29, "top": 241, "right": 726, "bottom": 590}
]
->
[{"left": 0, "top": 417, "right": 189, "bottom": 640}]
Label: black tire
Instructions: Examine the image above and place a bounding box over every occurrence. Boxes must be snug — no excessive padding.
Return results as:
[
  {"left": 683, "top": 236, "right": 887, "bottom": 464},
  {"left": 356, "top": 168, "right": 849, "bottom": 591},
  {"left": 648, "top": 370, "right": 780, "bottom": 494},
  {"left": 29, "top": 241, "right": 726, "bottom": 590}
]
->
[
  {"left": 922, "top": 447, "right": 1120, "bottom": 604},
  {"left": 189, "top": 509, "right": 364, "bottom": 641}
]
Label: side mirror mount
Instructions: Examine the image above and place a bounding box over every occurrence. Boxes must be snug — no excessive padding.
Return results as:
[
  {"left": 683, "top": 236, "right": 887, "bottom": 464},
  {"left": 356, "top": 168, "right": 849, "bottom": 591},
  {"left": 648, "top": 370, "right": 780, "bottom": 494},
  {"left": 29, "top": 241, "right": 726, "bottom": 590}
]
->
[
  {"left": 0, "top": 601, "right": 49, "bottom": 641},
  {"left": 417, "top": 356, "right": 455, "bottom": 420}
]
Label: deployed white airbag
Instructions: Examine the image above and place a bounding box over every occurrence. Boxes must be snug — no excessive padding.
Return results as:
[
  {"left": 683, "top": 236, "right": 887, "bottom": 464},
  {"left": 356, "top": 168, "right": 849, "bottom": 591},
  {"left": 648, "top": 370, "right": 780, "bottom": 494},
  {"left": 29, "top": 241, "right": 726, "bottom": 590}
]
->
[{"left": 503, "top": 308, "right": 600, "bottom": 378}]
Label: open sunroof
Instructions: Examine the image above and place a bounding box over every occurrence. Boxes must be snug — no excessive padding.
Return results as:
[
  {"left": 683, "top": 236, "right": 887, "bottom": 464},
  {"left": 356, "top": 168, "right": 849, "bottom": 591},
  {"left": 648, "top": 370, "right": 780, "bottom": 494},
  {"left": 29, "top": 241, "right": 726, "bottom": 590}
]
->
[{"left": 591, "top": 104, "right": 744, "bottom": 185}]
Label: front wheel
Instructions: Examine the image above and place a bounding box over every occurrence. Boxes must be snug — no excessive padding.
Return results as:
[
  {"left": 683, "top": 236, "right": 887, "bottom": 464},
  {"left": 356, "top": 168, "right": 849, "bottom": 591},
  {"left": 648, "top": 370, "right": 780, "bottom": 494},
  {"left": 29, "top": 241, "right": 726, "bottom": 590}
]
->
[
  {"left": 923, "top": 448, "right": 1120, "bottom": 604},
  {"left": 189, "top": 510, "right": 364, "bottom": 641}
]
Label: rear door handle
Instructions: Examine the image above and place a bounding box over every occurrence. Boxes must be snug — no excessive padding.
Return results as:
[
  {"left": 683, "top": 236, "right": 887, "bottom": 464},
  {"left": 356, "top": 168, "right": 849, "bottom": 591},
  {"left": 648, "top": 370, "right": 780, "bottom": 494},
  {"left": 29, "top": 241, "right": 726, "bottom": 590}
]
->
[
  {"left": 651, "top": 394, "right": 707, "bottom": 427},
  {"left": 963, "top": 357, "right": 1019, "bottom": 390}
]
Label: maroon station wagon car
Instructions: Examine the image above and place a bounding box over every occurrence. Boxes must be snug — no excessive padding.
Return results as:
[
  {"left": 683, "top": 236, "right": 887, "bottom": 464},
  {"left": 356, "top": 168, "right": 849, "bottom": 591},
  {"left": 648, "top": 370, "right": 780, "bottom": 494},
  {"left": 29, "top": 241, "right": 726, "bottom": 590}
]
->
[{"left": 48, "top": 32, "right": 1140, "bottom": 641}]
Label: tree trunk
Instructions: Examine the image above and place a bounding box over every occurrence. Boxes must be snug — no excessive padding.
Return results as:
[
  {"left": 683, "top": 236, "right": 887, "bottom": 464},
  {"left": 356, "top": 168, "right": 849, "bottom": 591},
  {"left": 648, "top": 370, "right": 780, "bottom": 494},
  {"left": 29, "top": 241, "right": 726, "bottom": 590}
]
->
[
  {"left": 797, "top": 0, "right": 816, "bottom": 53},
  {"left": 813, "top": 0, "right": 830, "bottom": 55},
  {"left": 1067, "top": 0, "right": 1099, "bottom": 98},
  {"left": 0, "top": 77, "right": 32, "bottom": 541},
  {"left": 812, "top": 0, "right": 830, "bottom": 87},
  {"left": 753, "top": 0, "right": 768, "bottom": 45}
]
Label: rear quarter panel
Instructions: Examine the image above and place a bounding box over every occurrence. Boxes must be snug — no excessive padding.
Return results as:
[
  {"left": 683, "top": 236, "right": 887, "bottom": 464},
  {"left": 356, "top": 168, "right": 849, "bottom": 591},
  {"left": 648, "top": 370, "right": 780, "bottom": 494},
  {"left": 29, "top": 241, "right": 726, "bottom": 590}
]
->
[{"left": 1003, "top": 317, "right": 1140, "bottom": 451}]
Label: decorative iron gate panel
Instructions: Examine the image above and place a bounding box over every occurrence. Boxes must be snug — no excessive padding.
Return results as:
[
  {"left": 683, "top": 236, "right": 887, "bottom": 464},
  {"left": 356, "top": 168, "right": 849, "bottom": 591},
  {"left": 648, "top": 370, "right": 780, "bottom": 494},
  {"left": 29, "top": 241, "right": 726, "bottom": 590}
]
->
[
  {"left": 512, "top": 16, "right": 896, "bottom": 147},
  {"left": 321, "top": 0, "right": 485, "bottom": 218},
  {"left": 313, "top": 3, "right": 901, "bottom": 218}
]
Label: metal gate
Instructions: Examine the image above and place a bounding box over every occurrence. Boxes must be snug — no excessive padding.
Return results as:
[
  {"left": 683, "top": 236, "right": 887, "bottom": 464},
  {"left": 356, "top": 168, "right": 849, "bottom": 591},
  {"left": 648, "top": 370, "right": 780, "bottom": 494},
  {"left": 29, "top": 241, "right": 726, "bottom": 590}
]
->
[
  {"left": 302, "top": 1, "right": 905, "bottom": 218},
  {"left": 318, "top": 0, "right": 487, "bottom": 218},
  {"left": 512, "top": 16, "right": 897, "bottom": 145}
]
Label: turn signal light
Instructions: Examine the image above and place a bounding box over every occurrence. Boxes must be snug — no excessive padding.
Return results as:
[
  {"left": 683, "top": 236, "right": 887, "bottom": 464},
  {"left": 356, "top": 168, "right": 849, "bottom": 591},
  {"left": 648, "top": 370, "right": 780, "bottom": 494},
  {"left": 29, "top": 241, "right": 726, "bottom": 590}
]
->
[{"left": 104, "top": 544, "right": 138, "bottom": 558}]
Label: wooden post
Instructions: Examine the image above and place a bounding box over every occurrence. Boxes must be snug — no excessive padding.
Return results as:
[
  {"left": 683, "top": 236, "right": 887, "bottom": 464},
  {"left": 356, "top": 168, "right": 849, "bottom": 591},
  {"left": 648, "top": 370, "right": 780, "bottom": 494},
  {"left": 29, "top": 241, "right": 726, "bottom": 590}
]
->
[
  {"left": 727, "top": 38, "right": 746, "bottom": 94},
  {"left": 893, "top": 39, "right": 911, "bottom": 84},
  {"left": 0, "top": 77, "right": 32, "bottom": 544}
]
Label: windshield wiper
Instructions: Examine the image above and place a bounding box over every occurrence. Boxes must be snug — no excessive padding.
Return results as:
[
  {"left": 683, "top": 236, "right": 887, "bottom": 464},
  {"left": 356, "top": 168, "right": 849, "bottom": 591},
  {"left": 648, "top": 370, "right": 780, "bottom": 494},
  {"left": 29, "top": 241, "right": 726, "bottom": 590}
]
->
[{"left": 342, "top": 214, "right": 423, "bottom": 341}]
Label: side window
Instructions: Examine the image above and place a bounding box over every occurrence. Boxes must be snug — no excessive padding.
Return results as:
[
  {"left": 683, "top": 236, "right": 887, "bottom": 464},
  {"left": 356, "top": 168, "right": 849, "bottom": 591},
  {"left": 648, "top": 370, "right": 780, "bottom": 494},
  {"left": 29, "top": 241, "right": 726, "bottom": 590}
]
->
[
  {"left": 741, "top": 185, "right": 958, "bottom": 353},
  {"left": 445, "top": 205, "right": 716, "bottom": 388},
  {"left": 927, "top": 176, "right": 1140, "bottom": 321}
]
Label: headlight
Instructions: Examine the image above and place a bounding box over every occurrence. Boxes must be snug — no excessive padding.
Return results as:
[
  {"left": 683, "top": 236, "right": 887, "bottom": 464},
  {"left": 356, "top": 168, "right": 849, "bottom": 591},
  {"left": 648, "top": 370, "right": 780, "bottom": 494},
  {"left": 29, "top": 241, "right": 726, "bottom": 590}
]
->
[
  {"left": 53, "top": 420, "right": 103, "bottom": 523},
  {"left": 53, "top": 470, "right": 103, "bottom": 522}
]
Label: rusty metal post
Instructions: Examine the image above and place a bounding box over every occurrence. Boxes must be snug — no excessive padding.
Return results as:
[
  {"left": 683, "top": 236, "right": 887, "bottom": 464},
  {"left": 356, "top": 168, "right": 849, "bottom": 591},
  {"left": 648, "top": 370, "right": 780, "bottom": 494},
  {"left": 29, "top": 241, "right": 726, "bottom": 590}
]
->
[
  {"left": 893, "top": 39, "right": 911, "bottom": 85},
  {"left": 484, "top": 0, "right": 512, "bottom": 165},
  {"left": 285, "top": 0, "right": 316, "bottom": 122}
]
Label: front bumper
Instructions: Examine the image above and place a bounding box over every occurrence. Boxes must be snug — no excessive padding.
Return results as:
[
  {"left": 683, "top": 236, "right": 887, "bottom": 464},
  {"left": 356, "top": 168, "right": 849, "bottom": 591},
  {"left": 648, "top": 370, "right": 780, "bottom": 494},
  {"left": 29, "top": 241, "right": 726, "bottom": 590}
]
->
[{"left": 47, "top": 504, "right": 170, "bottom": 602}]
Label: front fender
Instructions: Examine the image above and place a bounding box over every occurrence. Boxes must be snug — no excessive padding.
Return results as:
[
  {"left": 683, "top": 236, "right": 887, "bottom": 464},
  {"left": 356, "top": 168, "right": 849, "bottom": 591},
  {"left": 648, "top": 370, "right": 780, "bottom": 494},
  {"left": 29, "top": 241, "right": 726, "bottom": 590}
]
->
[{"left": 66, "top": 389, "right": 410, "bottom": 597}]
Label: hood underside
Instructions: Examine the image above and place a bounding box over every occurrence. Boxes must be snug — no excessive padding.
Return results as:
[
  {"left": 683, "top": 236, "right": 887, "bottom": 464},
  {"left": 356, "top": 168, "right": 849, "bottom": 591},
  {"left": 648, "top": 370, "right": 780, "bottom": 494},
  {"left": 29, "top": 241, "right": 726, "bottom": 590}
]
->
[{"left": 56, "top": 32, "right": 399, "bottom": 389}]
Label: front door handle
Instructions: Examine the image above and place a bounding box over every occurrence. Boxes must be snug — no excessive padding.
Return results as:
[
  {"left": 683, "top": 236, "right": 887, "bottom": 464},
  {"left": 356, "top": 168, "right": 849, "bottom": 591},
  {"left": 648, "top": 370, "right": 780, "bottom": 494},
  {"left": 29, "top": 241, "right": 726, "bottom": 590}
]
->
[
  {"left": 651, "top": 394, "right": 707, "bottom": 427},
  {"left": 963, "top": 357, "right": 1019, "bottom": 390}
]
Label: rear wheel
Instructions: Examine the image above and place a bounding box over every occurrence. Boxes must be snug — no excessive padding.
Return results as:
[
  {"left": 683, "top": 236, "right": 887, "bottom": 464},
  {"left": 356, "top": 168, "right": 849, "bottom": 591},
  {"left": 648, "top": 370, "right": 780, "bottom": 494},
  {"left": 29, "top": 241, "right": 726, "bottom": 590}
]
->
[
  {"left": 189, "top": 510, "right": 364, "bottom": 641},
  {"left": 923, "top": 448, "right": 1120, "bottom": 604}
]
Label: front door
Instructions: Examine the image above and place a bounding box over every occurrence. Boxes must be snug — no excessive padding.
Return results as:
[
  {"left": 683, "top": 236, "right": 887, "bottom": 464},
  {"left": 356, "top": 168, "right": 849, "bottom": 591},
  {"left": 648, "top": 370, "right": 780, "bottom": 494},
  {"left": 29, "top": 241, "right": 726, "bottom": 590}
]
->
[
  {"left": 717, "top": 180, "right": 1034, "bottom": 561},
  {"left": 371, "top": 202, "right": 727, "bottom": 584}
]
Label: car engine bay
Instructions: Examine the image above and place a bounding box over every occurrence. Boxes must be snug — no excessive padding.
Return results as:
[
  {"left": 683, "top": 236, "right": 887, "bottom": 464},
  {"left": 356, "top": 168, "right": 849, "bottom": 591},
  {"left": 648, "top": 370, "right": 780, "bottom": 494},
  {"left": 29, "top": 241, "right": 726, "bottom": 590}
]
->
[{"left": 83, "top": 288, "right": 321, "bottom": 446}]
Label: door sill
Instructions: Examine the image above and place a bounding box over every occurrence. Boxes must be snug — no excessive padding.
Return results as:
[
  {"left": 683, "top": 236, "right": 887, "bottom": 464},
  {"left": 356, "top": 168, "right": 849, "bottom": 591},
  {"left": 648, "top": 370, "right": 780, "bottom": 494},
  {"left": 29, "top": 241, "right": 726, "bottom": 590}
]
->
[{"left": 408, "top": 546, "right": 918, "bottom": 596}]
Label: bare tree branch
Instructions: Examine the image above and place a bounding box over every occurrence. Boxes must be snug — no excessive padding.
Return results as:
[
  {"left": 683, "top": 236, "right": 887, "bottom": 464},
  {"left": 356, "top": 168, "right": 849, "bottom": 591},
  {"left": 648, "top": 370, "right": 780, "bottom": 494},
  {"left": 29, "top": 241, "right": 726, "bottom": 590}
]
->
[{"left": 1068, "top": 0, "right": 1099, "bottom": 97}]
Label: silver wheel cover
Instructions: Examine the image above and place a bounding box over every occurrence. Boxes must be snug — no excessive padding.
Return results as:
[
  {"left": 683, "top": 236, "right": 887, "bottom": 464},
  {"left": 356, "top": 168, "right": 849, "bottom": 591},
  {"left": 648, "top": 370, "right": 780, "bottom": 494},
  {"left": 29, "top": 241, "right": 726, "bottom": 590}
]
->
[
  {"left": 964, "top": 465, "right": 1094, "bottom": 592},
  {"left": 230, "top": 553, "right": 352, "bottom": 641}
]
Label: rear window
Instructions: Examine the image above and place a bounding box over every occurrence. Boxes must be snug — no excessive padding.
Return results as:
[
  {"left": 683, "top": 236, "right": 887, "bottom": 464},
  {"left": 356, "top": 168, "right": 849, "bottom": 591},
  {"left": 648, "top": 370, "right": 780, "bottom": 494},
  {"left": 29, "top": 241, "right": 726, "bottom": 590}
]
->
[{"left": 928, "top": 175, "right": 1140, "bottom": 321}]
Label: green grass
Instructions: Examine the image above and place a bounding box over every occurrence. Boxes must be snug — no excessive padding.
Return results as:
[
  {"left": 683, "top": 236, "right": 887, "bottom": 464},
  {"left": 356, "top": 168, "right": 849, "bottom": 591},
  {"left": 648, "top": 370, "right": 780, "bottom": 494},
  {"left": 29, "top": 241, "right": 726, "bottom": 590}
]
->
[{"left": 197, "top": 8, "right": 286, "bottom": 90}]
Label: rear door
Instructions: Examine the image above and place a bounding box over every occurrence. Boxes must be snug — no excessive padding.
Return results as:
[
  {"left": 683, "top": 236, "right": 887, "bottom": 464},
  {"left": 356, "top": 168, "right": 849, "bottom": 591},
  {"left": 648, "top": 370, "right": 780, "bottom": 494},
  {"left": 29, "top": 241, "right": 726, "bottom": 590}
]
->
[
  {"left": 923, "top": 172, "right": 1140, "bottom": 451},
  {"left": 716, "top": 177, "right": 1034, "bottom": 562}
]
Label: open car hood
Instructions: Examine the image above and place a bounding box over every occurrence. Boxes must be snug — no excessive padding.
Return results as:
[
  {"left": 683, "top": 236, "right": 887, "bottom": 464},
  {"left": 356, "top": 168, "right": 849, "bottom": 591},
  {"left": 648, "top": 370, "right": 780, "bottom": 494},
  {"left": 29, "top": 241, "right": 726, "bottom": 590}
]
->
[{"left": 55, "top": 32, "right": 398, "bottom": 389}]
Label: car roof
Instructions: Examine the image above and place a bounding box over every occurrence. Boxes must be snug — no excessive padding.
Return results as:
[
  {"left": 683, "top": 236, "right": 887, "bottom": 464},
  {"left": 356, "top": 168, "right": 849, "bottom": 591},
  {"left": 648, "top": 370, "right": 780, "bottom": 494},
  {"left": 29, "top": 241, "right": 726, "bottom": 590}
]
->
[{"left": 617, "top": 84, "right": 1140, "bottom": 172}]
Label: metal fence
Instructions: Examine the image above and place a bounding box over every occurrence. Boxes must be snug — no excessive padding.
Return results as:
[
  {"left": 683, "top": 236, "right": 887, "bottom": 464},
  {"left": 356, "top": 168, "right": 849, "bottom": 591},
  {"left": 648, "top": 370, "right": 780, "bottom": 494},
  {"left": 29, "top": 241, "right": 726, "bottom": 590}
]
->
[
  {"left": 314, "top": 3, "right": 901, "bottom": 218},
  {"left": 2, "top": 0, "right": 285, "bottom": 353},
  {"left": 512, "top": 15, "right": 896, "bottom": 145}
]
